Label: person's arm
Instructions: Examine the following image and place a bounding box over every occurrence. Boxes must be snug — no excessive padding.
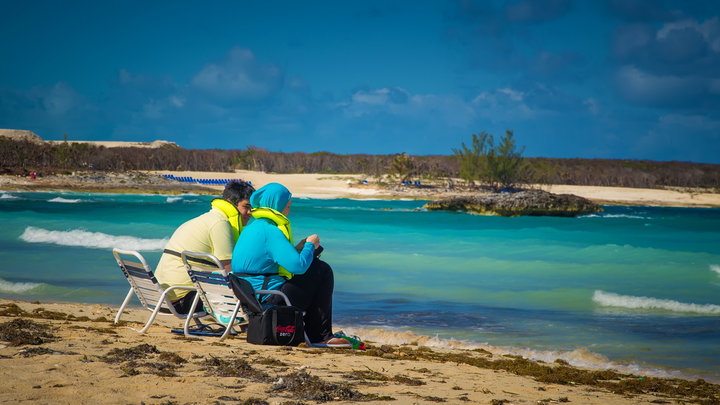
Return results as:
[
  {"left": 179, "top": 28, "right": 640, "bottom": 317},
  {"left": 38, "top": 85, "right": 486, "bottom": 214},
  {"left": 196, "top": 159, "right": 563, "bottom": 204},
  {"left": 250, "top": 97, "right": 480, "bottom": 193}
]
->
[
  {"left": 268, "top": 230, "right": 316, "bottom": 275},
  {"left": 220, "top": 260, "right": 231, "bottom": 272}
]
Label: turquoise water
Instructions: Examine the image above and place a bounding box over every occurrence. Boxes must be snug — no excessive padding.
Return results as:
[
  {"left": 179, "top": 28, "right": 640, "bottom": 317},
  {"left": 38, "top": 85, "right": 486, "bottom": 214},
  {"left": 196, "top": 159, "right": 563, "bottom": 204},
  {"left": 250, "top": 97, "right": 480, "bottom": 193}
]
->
[{"left": 1, "top": 190, "right": 719, "bottom": 381}]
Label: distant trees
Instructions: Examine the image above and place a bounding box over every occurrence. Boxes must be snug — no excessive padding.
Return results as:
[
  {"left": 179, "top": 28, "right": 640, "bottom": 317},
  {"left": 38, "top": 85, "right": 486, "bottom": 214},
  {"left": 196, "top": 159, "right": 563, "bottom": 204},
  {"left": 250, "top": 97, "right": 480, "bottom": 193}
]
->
[
  {"left": 388, "top": 153, "right": 416, "bottom": 184},
  {"left": 0, "top": 136, "right": 718, "bottom": 189},
  {"left": 453, "top": 130, "right": 529, "bottom": 191}
]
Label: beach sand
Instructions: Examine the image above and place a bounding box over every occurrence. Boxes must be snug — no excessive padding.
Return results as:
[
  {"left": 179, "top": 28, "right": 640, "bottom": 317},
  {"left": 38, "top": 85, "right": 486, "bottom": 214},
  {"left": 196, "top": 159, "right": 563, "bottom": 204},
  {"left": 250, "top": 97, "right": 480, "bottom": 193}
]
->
[
  {"left": 2, "top": 298, "right": 716, "bottom": 405},
  {"left": 149, "top": 170, "right": 720, "bottom": 207},
  {"left": 1, "top": 169, "right": 719, "bottom": 207}
]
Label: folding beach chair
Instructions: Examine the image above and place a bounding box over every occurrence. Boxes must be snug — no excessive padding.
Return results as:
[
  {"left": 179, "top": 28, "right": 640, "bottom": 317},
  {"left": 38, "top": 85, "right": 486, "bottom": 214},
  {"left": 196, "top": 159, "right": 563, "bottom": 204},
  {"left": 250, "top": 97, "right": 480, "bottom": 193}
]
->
[
  {"left": 180, "top": 251, "right": 248, "bottom": 341},
  {"left": 112, "top": 248, "right": 207, "bottom": 333}
]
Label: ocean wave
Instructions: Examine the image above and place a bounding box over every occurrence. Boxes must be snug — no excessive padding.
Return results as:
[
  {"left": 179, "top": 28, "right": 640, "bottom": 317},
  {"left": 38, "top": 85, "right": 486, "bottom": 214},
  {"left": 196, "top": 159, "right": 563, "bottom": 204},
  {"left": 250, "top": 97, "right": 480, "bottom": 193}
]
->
[
  {"left": 711, "top": 264, "right": 720, "bottom": 276},
  {"left": 19, "top": 226, "right": 168, "bottom": 251},
  {"left": 166, "top": 196, "right": 183, "bottom": 203},
  {"left": 593, "top": 290, "right": 720, "bottom": 315},
  {"left": 337, "top": 326, "right": 685, "bottom": 380},
  {"left": 0, "top": 278, "right": 42, "bottom": 293},
  {"left": 49, "top": 197, "right": 84, "bottom": 203},
  {"left": 581, "top": 213, "right": 646, "bottom": 219},
  {"left": 0, "top": 193, "right": 19, "bottom": 200}
]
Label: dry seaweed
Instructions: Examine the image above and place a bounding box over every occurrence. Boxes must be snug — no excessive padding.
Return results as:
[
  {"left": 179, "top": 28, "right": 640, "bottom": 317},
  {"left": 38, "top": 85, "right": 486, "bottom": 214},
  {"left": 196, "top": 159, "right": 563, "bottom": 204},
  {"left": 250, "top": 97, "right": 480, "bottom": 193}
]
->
[
  {"left": 143, "top": 361, "right": 179, "bottom": 377},
  {"left": 392, "top": 374, "right": 426, "bottom": 386},
  {"left": 351, "top": 345, "right": 720, "bottom": 403},
  {"left": 158, "top": 352, "right": 187, "bottom": 365},
  {"left": 0, "top": 318, "right": 57, "bottom": 346},
  {"left": 16, "top": 347, "right": 76, "bottom": 357},
  {"left": 255, "top": 357, "right": 288, "bottom": 367},
  {"left": 202, "top": 356, "right": 271, "bottom": 382},
  {"left": 101, "top": 343, "right": 159, "bottom": 363},
  {"left": 0, "top": 303, "right": 25, "bottom": 317},
  {"left": 272, "top": 371, "right": 369, "bottom": 402}
]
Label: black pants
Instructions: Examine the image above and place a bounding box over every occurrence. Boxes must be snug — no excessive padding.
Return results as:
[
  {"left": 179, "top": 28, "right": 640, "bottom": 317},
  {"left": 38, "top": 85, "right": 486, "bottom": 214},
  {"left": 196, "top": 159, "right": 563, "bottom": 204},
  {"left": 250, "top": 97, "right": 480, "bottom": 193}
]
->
[
  {"left": 171, "top": 291, "right": 199, "bottom": 315},
  {"left": 267, "top": 258, "right": 335, "bottom": 343}
]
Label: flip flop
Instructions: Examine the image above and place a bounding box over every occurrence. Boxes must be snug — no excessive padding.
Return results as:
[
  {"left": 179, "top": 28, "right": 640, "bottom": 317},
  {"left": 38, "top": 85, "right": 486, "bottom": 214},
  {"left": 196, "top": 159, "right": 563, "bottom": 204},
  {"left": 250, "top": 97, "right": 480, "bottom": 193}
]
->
[
  {"left": 170, "top": 323, "right": 238, "bottom": 337},
  {"left": 333, "top": 331, "right": 366, "bottom": 350}
]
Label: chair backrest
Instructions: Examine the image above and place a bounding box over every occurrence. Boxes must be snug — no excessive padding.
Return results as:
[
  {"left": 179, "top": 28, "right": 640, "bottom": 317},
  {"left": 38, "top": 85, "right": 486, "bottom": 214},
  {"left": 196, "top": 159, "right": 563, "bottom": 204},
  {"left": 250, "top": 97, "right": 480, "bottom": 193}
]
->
[
  {"left": 113, "top": 248, "right": 169, "bottom": 312},
  {"left": 181, "top": 251, "right": 243, "bottom": 325}
]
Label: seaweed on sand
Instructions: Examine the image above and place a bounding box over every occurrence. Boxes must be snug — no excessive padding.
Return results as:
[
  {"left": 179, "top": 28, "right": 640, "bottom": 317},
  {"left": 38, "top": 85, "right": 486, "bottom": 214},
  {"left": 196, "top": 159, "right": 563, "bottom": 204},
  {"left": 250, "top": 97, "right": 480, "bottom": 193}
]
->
[
  {"left": 0, "top": 318, "right": 57, "bottom": 346},
  {"left": 0, "top": 303, "right": 115, "bottom": 324},
  {"left": 101, "top": 343, "right": 160, "bottom": 363},
  {"left": 272, "top": 370, "right": 391, "bottom": 402},
  {"left": 101, "top": 344, "right": 188, "bottom": 377},
  {"left": 202, "top": 356, "right": 272, "bottom": 382},
  {"left": 352, "top": 345, "right": 720, "bottom": 403}
]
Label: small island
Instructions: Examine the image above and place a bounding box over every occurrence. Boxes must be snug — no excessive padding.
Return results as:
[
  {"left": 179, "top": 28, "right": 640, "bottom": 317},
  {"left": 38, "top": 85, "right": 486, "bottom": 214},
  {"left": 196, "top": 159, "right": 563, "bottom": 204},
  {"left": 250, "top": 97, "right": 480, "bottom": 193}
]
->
[{"left": 424, "top": 189, "right": 603, "bottom": 217}]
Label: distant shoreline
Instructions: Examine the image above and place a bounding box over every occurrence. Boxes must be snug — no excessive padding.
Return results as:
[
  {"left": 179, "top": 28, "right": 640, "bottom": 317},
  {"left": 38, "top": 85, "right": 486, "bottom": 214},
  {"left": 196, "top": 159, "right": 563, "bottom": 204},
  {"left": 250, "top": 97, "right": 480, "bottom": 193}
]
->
[{"left": 1, "top": 169, "right": 719, "bottom": 207}]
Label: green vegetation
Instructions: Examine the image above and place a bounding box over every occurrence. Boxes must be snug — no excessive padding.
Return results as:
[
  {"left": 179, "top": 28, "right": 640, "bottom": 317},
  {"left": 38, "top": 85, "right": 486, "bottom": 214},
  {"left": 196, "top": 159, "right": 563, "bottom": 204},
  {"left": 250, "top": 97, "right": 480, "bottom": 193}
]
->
[
  {"left": 1, "top": 136, "right": 718, "bottom": 189},
  {"left": 453, "top": 130, "right": 528, "bottom": 190},
  {"left": 388, "top": 152, "right": 416, "bottom": 184}
]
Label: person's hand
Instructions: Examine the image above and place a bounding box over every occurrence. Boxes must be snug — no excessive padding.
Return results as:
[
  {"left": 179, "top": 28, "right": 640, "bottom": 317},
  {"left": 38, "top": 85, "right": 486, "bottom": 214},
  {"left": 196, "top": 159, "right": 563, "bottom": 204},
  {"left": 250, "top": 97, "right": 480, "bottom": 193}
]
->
[{"left": 306, "top": 234, "right": 320, "bottom": 249}]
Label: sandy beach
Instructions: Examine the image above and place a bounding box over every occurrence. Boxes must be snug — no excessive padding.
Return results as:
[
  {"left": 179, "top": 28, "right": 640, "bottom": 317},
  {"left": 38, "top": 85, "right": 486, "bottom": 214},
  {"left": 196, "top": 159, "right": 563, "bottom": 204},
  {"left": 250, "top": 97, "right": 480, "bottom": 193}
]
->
[
  {"left": 2, "top": 298, "right": 717, "bottom": 404},
  {"left": 5, "top": 169, "right": 715, "bottom": 207}
]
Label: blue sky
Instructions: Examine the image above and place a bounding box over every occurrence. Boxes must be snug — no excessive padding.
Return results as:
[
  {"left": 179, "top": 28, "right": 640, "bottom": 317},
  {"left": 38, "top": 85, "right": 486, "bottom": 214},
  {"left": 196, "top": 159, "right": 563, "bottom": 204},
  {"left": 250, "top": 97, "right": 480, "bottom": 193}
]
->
[{"left": 1, "top": 1, "right": 719, "bottom": 163}]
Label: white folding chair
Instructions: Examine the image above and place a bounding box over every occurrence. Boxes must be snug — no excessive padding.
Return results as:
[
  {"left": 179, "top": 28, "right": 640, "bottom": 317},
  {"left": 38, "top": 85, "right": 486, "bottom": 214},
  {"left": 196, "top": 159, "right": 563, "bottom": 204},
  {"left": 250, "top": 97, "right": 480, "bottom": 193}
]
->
[
  {"left": 181, "top": 251, "right": 247, "bottom": 341},
  {"left": 113, "top": 248, "right": 206, "bottom": 333}
]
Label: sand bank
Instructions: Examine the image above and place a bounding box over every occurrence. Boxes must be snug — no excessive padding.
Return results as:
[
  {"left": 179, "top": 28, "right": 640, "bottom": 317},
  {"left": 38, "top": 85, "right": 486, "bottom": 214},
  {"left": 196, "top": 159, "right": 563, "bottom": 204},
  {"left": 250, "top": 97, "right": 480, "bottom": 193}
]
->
[
  {"left": 1, "top": 169, "right": 718, "bottom": 207},
  {"left": 152, "top": 170, "right": 720, "bottom": 207},
  {"left": 2, "top": 298, "right": 716, "bottom": 404}
]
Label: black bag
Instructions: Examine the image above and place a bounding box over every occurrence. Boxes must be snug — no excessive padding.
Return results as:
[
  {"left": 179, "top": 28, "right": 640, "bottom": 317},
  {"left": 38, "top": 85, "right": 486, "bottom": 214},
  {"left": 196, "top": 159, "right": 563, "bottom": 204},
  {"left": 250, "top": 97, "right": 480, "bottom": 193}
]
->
[{"left": 246, "top": 305, "right": 305, "bottom": 346}]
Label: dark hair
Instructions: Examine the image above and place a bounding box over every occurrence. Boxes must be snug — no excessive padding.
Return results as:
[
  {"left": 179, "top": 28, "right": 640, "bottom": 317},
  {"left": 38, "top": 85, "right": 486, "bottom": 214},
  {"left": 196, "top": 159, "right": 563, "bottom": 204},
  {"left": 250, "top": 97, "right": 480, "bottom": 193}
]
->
[{"left": 223, "top": 181, "right": 255, "bottom": 206}]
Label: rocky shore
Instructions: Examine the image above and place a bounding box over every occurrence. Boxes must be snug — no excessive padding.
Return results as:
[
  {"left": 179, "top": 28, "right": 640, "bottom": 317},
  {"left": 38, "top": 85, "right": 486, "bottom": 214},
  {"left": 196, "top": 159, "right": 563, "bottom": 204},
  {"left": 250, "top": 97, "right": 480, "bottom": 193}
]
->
[
  {"left": 0, "top": 171, "right": 215, "bottom": 194},
  {"left": 424, "top": 189, "right": 603, "bottom": 217}
]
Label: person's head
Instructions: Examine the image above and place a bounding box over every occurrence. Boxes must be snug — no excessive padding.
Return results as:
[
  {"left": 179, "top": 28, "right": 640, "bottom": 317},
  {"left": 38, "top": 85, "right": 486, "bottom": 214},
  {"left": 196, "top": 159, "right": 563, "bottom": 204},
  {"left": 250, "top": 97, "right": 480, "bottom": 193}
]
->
[
  {"left": 250, "top": 183, "right": 292, "bottom": 215},
  {"left": 223, "top": 181, "right": 255, "bottom": 225}
]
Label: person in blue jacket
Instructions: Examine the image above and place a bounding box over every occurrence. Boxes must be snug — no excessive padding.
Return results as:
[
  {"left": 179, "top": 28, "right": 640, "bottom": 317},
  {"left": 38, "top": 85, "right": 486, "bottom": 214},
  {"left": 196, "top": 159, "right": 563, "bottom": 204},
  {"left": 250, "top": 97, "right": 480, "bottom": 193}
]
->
[{"left": 231, "top": 183, "right": 351, "bottom": 347}]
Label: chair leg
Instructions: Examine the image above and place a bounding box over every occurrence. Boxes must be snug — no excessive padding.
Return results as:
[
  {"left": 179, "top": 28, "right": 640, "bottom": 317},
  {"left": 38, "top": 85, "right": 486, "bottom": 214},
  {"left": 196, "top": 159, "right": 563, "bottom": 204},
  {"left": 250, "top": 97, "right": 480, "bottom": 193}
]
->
[
  {"left": 134, "top": 290, "right": 172, "bottom": 333},
  {"left": 183, "top": 293, "right": 203, "bottom": 338},
  {"left": 114, "top": 288, "right": 134, "bottom": 325},
  {"left": 219, "top": 302, "right": 243, "bottom": 342}
]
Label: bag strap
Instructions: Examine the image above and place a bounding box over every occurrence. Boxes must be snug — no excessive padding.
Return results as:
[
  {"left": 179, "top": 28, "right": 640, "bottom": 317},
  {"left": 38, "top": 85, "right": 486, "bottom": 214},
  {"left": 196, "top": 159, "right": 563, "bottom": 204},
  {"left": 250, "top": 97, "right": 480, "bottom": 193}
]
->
[{"left": 271, "top": 307, "right": 280, "bottom": 345}]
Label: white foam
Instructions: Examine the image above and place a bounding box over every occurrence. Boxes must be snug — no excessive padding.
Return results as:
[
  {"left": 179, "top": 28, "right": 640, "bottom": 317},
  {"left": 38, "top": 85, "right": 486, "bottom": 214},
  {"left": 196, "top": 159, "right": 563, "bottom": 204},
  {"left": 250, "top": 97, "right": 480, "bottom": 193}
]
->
[
  {"left": 337, "top": 325, "right": 692, "bottom": 380},
  {"left": 0, "top": 193, "right": 19, "bottom": 200},
  {"left": 49, "top": 197, "right": 83, "bottom": 203},
  {"left": 581, "top": 213, "right": 646, "bottom": 219},
  {"left": 593, "top": 290, "right": 720, "bottom": 315},
  {"left": 0, "top": 278, "right": 42, "bottom": 293},
  {"left": 711, "top": 264, "right": 720, "bottom": 276},
  {"left": 166, "top": 196, "right": 183, "bottom": 203},
  {"left": 19, "top": 226, "right": 168, "bottom": 251}
]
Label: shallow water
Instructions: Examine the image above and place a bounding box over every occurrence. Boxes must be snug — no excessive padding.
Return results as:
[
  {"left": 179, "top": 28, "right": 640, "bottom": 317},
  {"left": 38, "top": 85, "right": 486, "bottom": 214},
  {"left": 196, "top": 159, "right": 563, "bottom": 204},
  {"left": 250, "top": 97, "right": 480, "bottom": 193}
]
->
[{"left": 1, "top": 191, "right": 719, "bottom": 381}]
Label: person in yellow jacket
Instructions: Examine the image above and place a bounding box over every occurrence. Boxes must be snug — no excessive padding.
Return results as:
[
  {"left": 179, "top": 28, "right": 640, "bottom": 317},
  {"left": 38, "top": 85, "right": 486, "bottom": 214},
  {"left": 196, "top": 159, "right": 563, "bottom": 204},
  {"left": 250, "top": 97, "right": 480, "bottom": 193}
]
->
[{"left": 155, "top": 180, "right": 255, "bottom": 314}]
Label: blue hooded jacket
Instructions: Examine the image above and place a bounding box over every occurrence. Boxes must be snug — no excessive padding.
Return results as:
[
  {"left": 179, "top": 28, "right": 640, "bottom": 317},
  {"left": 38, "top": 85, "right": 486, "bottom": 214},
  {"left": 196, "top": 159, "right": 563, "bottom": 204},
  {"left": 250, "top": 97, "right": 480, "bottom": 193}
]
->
[{"left": 231, "top": 183, "right": 315, "bottom": 295}]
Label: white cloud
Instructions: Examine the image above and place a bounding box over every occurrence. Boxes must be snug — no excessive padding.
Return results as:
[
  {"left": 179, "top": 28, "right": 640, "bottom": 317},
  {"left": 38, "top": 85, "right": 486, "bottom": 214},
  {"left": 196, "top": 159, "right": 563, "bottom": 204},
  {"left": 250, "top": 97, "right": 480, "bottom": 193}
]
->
[
  {"left": 190, "top": 47, "right": 283, "bottom": 102},
  {"left": 40, "top": 82, "right": 83, "bottom": 116},
  {"left": 659, "top": 113, "right": 720, "bottom": 131},
  {"left": 657, "top": 17, "right": 720, "bottom": 52},
  {"left": 615, "top": 65, "right": 704, "bottom": 105}
]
